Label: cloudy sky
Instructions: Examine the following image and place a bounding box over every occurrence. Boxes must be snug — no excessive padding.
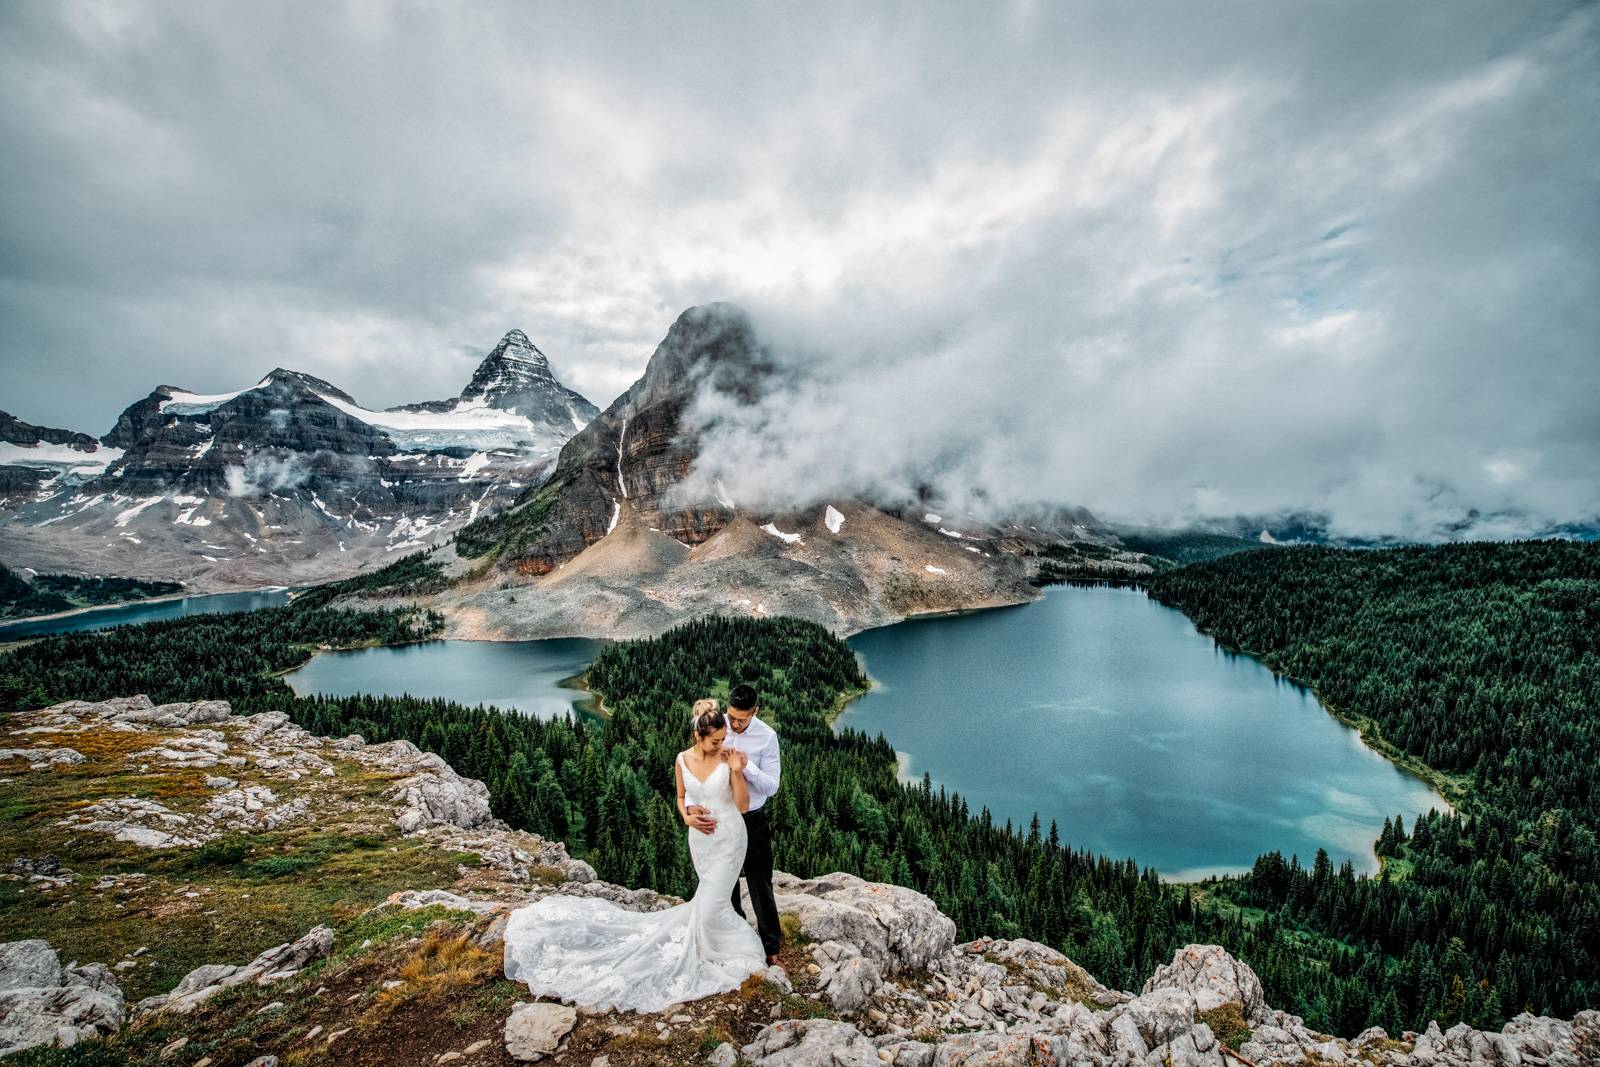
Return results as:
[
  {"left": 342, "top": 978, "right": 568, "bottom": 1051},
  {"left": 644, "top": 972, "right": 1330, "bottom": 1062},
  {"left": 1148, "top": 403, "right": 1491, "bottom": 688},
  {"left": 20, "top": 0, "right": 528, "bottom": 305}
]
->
[{"left": 2, "top": 2, "right": 1596, "bottom": 539}]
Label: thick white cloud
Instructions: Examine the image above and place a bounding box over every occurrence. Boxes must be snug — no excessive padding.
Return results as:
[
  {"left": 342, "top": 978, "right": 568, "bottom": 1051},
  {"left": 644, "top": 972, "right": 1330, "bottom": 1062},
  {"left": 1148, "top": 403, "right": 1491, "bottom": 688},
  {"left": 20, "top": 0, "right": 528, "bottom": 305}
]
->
[{"left": 1, "top": 1, "right": 1595, "bottom": 540}]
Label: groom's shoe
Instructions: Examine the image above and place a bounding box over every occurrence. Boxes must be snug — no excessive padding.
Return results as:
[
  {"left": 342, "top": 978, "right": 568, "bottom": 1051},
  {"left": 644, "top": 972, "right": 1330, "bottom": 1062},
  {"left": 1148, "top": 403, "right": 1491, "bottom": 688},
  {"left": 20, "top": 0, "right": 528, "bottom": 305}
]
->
[{"left": 766, "top": 955, "right": 781, "bottom": 967}]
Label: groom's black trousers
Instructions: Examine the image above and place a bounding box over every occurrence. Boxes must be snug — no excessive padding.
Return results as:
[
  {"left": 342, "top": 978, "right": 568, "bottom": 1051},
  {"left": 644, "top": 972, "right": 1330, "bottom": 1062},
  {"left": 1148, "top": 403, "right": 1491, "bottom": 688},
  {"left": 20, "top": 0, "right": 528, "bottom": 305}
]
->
[{"left": 732, "top": 807, "right": 782, "bottom": 958}]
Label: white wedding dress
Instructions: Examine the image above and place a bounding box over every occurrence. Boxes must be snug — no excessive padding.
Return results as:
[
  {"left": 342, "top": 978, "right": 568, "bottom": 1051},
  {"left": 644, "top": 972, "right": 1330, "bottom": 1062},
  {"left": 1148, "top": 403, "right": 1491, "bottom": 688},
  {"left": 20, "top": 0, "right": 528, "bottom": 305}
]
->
[{"left": 503, "top": 753, "right": 767, "bottom": 1013}]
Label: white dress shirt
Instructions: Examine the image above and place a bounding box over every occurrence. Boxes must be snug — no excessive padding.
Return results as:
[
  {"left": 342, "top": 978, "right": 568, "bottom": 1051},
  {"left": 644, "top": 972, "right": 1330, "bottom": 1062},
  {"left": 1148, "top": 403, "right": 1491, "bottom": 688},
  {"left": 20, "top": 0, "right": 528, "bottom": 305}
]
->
[{"left": 722, "top": 714, "right": 780, "bottom": 812}]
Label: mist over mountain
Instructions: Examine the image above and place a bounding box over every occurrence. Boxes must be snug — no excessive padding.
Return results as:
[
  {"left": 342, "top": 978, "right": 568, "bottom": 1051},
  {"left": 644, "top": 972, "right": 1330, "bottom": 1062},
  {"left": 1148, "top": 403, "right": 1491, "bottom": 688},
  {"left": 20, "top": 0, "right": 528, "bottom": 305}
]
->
[{"left": 2, "top": 3, "right": 1595, "bottom": 547}]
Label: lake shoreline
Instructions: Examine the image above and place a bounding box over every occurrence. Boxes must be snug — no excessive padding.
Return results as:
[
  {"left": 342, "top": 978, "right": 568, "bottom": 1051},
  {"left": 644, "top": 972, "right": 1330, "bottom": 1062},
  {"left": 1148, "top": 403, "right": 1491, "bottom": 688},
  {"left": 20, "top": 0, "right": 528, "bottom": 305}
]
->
[
  {"left": 1175, "top": 627, "right": 1465, "bottom": 813},
  {"left": 0, "top": 585, "right": 292, "bottom": 629},
  {"left": 836, "top": 584, "right": 1449, "bottom": 883}
]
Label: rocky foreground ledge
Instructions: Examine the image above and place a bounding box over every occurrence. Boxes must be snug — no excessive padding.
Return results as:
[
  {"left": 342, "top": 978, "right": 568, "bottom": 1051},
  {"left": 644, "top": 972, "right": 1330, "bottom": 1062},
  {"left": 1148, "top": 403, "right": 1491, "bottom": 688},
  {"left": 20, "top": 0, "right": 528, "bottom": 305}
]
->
[{"left": 1, "top": 697, "right": 1595, "bottom": 1066}]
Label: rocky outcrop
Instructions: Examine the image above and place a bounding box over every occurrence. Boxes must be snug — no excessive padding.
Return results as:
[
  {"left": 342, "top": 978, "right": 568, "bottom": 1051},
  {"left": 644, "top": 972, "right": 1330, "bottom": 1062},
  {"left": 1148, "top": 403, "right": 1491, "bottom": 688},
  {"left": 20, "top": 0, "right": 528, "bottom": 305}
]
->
[
  {"left": 1143, "top": 942, "right": 1267, "bottom": 1019},
  {"left": 3, "top": 692, "right": 1597, "bottom": 1065},
  {"left": 0, "top": 746, "right": 85, "bottom": 769},
  {"left": 722, "top": 922, "right": 1600, "bottom": 1067},
  {"left": 740, "top": 1018, "right": 883, "bottom": 1066},
  {"left": 362, "top": 739, "right": 499, "bottom": 834},
  {"left": 19, "top": 698, "right": 517, "bottom": 852},
  {"left": 727, "top": 876, "right": 1596, "bottom": 1067},
  {"left": 775, "top": 871, "right": 958, "bottom": 975},
  {"left": 134, "top": 926, "right": 333, "bottom": 1017},
  {"left": 38, "top": 695, "right": 232, "bottom": 729},
  {"left": 0, "top": 940, "right": 124, "bottom": 1056}
]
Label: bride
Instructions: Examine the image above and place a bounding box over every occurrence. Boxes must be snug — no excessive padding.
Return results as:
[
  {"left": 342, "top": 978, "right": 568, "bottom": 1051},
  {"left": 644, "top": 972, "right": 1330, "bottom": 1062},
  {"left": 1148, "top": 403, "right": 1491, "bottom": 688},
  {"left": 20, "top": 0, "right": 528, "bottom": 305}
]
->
[{"left": 503, "top": 698, "right": 769, "bottom": 1013}]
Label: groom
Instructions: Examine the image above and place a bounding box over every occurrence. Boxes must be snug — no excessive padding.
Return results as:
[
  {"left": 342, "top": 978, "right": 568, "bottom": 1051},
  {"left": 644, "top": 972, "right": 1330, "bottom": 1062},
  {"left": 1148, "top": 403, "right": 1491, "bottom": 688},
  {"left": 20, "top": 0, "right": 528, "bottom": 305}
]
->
[{"left": 721, "top": 683, "right": 782, "bottom": 964}]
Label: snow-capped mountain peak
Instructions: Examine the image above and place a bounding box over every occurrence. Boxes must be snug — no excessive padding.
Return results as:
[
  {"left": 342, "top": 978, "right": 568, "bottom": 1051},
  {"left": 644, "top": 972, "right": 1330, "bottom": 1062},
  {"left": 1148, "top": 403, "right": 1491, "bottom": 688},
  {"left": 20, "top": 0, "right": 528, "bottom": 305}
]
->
[
  {"left": 460, "top": 330, "right": 557, "bottom": 403},
  {"left": 489, "top": 329, "right": 546, "bottom": 365},
  {"left": 393, "top": 329, "right": 599, "bottom": 434},
  {"left": 0, "top": 329, "right": 599, "bottom": 589}
]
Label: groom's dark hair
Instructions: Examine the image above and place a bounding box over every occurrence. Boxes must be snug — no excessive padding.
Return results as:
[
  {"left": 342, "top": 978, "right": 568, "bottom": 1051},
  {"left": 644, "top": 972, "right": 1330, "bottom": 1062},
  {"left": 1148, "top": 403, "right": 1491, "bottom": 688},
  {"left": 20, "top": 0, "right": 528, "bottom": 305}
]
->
[{"left": 729, "top": 684, "right": 758, "bottom": 711}]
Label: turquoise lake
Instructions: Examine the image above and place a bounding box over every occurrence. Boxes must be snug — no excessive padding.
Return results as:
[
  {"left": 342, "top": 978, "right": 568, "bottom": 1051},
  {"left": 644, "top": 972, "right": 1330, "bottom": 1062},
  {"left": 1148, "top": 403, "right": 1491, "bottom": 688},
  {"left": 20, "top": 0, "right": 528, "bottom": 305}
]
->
[
  {"left": 839, "top": 585, "right": 1445, "bottom": 879},
  {"left": 275, "top": 583, "right": 1444, "bottom": 879}
]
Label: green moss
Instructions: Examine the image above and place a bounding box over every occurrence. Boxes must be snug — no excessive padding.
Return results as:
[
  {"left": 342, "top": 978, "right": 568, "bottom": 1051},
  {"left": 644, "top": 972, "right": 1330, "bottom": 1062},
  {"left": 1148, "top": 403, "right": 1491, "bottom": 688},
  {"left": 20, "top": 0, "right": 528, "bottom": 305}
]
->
[
  {"left": 779, "top": 911, "right": 810, "bottom": 947},
  {"left": 780, "top": 994, "right": 837, "bottom": 1021},
  {"left": 186, "top": 837, "right": 249, "bottom": 868},
  {"left": 0, "top": 1044, "right": 132, "bottom": 1067},
  {"left": 246, "top": 854, "right": 321, "bottom": 877},
  {"left": 330, "top": 904, "right": 477, "bottom": 961},
  {"left": 446, "top": 979, "right": 526, "bottom": 1031},
  {"left": 1197, "top": 1002, "right": 1252, "bottom": 1051}
]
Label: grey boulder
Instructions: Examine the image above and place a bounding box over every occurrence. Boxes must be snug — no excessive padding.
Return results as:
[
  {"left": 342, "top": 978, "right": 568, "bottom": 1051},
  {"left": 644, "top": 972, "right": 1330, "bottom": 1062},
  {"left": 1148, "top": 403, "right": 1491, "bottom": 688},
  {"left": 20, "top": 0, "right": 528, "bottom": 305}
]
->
[{"left": 0, "top": 940, "right": 124, "bottom": 1056}]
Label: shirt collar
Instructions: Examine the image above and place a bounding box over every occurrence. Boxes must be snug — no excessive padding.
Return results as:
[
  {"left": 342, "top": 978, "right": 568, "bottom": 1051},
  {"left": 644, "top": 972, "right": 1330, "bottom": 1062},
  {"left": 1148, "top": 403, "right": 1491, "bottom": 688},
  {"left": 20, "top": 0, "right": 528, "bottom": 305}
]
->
[{"left": 729, "top": 715, "right": 773, "bottom": 743}]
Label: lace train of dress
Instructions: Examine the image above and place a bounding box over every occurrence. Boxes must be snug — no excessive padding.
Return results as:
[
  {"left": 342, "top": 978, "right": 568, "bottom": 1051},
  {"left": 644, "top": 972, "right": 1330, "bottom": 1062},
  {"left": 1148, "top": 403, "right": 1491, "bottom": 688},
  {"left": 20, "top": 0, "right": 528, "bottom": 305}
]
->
[{"left": 503, "top": 756, "right": 766, "bottom": 1013}]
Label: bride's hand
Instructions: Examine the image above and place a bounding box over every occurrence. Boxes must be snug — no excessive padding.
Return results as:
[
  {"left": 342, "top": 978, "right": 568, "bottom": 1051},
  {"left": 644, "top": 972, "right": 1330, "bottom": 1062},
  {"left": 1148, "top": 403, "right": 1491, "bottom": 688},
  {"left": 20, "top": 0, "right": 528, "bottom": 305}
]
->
[{"left": 723, "top": 748, "right": 747, "bottom": 771}]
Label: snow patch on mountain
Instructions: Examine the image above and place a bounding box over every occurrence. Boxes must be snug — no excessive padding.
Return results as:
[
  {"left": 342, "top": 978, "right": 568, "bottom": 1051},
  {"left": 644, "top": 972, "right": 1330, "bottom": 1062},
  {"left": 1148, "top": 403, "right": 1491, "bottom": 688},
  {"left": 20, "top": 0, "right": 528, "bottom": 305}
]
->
[
  {"left": 0, "top": 442, "right": 123, "bottom": 476},
  {"left": 762, "top": 523, "right": 803, "bottom": 545},
  {"left": 157, "top": 388, "right": 253, "bottom": 415},
  {"left": 825, "top": 505, "right": 845, "bottom": 534},
  {"left": 457, "top": 453, "right": 492, "bottom": 481},
  {"left": 313, "top": 390, "right": 545, "bottom": 452},
  {"left": 114, "top": 497, "right": 163, "bottom": 527}
]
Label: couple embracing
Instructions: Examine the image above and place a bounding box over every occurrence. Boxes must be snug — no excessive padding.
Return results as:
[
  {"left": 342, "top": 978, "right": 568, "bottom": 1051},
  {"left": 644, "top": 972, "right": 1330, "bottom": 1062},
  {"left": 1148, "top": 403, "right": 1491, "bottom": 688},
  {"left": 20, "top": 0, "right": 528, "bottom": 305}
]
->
[{"left": 503, "top": 684, "right": 783, "bottom": 1014}]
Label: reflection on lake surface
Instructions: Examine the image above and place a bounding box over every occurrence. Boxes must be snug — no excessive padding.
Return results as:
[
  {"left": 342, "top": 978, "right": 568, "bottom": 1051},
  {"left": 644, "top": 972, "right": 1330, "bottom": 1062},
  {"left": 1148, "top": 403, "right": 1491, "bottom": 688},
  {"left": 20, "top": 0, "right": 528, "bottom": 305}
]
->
[
  {"left": 0, "top": 589, "right": 292, "bottom": 639},
  {"left": 839, "top": 585, "right": 1446, "bottom": 879},
  {"left": 285, "top": 637, "right": 606, "bottom": 720}
]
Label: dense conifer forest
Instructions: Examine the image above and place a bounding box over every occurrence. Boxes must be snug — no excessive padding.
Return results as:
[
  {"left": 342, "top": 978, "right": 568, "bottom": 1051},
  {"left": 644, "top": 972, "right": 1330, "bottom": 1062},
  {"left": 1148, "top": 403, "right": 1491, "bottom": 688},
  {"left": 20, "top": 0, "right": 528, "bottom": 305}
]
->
[
  {"left": 0, "top": 562, "right": 182, "bottom": 621},
  {"left": 2, "top": 538, "right": 1596, "bottom": 1035},
  {"left": 1148, "top": 539, "right": 1600, "bottom": 1032}
]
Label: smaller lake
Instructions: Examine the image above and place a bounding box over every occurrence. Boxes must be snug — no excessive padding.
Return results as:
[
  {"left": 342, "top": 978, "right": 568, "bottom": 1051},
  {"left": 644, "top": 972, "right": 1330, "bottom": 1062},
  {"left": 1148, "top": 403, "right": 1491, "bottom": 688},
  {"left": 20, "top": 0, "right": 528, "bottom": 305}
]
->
[
  {"left": 285, "top": 638, "right": 605, "bottom": 720},
  {"left": 0, "top": 589, "right": 293, "bottom": 639}
]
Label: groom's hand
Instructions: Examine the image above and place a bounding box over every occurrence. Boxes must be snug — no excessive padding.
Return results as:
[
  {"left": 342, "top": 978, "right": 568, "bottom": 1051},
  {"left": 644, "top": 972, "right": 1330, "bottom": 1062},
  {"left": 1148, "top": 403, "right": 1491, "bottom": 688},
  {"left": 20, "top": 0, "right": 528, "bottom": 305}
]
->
[{"left": 684, "top": 805, "right": 717, "bottom": 835}]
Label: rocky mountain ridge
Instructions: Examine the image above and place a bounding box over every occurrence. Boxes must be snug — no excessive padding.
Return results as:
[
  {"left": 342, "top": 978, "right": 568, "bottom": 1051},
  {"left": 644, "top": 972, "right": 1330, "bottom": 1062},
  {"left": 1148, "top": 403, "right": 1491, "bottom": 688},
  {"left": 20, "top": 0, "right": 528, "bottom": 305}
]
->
[
  {"left": 380, "top": 305, "right": 1146, "bottom": 639},
  {"left": 2, "top": 695, "right": 1592, "bottom": 1065},
  {"left": 0, "top": 331, "right": 596, "bottom": 591}
]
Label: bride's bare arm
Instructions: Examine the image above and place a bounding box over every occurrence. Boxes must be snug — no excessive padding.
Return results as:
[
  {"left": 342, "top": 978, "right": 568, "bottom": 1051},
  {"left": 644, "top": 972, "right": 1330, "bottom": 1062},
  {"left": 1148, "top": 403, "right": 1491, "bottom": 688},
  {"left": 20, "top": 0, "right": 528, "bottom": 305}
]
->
[{"left": 675, "top": 757, "right": 688, "bottom": 822}]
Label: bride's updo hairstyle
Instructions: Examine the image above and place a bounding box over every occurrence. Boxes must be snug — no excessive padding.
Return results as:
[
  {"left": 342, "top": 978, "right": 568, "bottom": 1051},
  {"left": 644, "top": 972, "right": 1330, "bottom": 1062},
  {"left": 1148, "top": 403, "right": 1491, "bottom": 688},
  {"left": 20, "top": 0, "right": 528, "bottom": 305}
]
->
[{"left": 691, "top": 698, "right": 726, "bottom": 739}]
